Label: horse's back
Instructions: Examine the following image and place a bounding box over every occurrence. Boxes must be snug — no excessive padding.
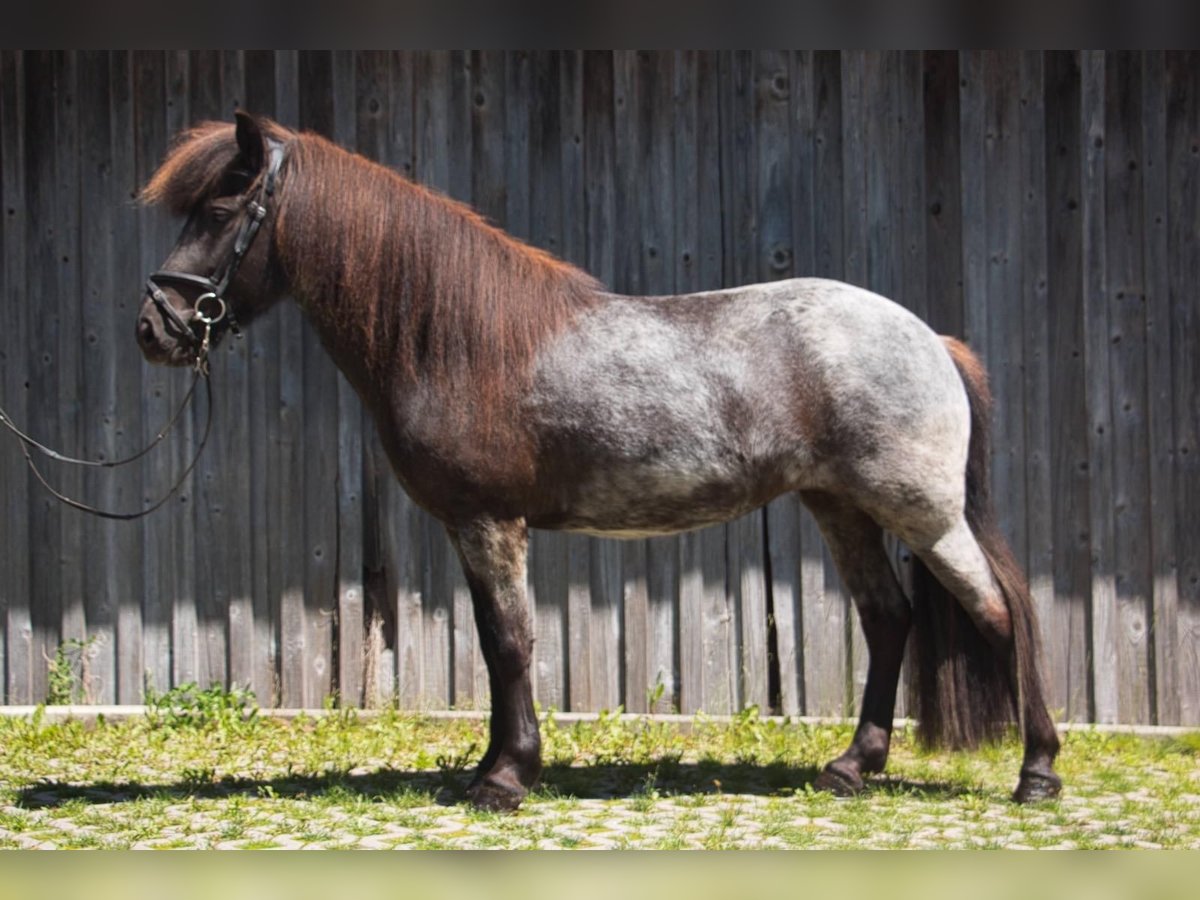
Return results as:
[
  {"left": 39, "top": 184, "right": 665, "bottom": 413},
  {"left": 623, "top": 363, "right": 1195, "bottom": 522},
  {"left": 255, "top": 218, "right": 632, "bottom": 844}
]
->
[{"left": 523, "top": 277, "right": 969, "bottom": 536}]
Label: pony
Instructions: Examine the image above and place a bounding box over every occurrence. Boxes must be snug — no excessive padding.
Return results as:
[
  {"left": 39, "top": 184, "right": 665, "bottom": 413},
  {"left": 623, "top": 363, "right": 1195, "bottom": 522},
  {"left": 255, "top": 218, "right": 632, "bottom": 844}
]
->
[{"left": 136, "top": 111, "right": 1061, "bottom": 811}]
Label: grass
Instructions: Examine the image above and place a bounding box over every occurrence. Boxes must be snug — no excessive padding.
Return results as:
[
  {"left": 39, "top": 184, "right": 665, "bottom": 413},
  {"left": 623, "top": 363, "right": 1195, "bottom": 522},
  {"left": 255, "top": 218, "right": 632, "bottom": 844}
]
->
[{"left": 0, "top": 700, "right": 1197, "bottom": 849}]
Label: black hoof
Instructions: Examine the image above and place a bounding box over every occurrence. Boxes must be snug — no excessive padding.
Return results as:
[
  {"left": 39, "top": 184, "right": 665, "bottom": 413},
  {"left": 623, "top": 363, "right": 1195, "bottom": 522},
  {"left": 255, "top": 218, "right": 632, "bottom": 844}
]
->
[
  {"left": 465, "top": 778, "right": 527, "bottom": 813},
  {"left": 813, "top": 763, "right": 865, "bottom": 797},
  {"left": 1012, "top": 770, "right": 1062, "bottom": 804}
]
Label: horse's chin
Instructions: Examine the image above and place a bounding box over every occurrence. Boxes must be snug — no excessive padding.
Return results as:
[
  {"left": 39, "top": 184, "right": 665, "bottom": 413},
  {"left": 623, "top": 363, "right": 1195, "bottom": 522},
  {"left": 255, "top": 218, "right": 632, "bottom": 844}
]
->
[{"left": 140, "top": 342, "right": 195, "bottom": 368}]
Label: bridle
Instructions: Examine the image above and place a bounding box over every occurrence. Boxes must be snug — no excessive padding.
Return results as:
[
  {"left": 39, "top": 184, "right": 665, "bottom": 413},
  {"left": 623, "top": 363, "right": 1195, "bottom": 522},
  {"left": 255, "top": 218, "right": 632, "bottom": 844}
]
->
[
  {"left": 0, "top": 138, "right": 287, "bottom": 521},
  {"left": 145, "top": 137, "right": 286, "bottom": 370}
]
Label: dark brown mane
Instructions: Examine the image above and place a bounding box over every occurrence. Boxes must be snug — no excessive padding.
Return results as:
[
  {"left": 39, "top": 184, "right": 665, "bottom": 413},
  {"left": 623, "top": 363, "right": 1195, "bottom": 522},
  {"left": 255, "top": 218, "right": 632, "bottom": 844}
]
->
[{"left": 275, "top": 129, "right": 601, "bottom": 412}]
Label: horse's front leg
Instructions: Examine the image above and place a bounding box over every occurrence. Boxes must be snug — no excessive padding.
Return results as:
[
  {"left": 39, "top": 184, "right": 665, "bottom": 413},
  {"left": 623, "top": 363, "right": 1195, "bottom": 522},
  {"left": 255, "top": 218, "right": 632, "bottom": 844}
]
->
[{"left": 448, "top": 517, "right": 541, "bottom": 812}]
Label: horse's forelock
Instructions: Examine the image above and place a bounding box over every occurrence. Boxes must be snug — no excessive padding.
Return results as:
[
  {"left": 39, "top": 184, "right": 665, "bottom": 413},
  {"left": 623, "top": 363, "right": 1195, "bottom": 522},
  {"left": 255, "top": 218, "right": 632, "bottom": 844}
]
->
[{"left": 140, "top": 119, "right": 294, "bottom": 216}]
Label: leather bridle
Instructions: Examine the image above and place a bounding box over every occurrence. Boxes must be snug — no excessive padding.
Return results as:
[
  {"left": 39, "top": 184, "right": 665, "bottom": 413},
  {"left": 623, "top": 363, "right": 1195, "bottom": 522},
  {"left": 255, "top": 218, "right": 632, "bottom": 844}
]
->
[
  {"left": 145, "top": 137, "right": 285, "bottom": 369},
  {"left": 0, "top": 138, "right": 287, "bottom": 521}
]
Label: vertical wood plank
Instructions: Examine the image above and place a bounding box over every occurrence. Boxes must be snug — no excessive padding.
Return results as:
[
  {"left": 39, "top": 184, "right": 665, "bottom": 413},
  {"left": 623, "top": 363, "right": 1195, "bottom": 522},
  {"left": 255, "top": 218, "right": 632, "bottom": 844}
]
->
[
  {"left": 984, "top": 52, "right": 1029, "bottom": 577},
  {"left": 442, "top": 49, "right": 481, "bottom": 711},
  {"left": 297, "top": 50, "right": 338, "bottom": 707},
  {"left": 327, "top": 50, "right": 365, "bottom": 709},
  {"left": 639, "top": 51, "right": 680, "bottom": 713},
  {"left": 839, "top": 50, "right": 869, "bottom": 713},
  {"left": 1104, "top": 51, "right": 1153, "bottom": 723},
  {"left": 1080, "top": 50, "right": 1120, "bottom": 724},
  {"left": 414, "top": 50, "right": 454, "bottom": 709},
  {"left": 755, "top": 49, "right": 797, "bottom": 717},
  {"left": 1165, "top": 52, "right": 1200, "bottom": 725},
  {"left": 24, "top": 51, "right": 64, "bottom": 703},
  {"left": 108, "top": 52, "right": 144, "bottom": 703},
  {"left": 214, "top": 51, "right": 257, "bottom": 701},
  {"left": 801, "top": 50, "right": 849, "bottom": 716},
  {"left": 243, "top": 49, "right": 281, "bottom": 706},
  {"left": 611, "top": 50, "right": 650, "bottom": 713},
  {"left": 53, "top": 52, "right": 85, "bottom": 699},
  {"left": 1017, "top": 51, "right": 1058, "bottom": 718},
  {"left": 1045, "top": 51, "right": 1093, "bottom": 720},
  {"left": 185, "top": 49, "right": 229, "bottom": 693},
  {"left": 0, "top": 50, "right": 30, "bottom": 703},
  {"left": 560, "top": 50, "right": 594, "bottom": 713},
  {"left": 582, "top": 50, "right": 624, "bottom": 711},
  {"left": 1140, "top": 51, "right": 1179, "bottom": 725},
  {"left": 160, "top": 50, "right": 200, "bottom": 693},
  {"left": 384, "top": 51, "right": 426, "bottom": 710},
  {"left": 528, "top": 51, "right": 570, "bottom": 712},
  {"left": 274, "top": 50, "right": 308, "bottom": 707},
  {"left": 720, "top": 51, "right": 769, "bottom": 712}
]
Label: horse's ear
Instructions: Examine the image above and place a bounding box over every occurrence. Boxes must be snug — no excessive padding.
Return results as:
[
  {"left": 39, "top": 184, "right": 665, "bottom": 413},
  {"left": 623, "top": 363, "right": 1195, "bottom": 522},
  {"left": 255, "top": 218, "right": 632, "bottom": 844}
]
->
[{"left": 234, "top": 110, "right": 265, "bottom": 174}]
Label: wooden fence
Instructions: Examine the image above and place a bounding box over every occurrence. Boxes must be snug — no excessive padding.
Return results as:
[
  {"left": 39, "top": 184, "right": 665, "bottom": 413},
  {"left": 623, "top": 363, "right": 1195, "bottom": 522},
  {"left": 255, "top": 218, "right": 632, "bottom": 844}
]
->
[{"left": 0, "top": 51, "right": 1196, "bottom": 725}]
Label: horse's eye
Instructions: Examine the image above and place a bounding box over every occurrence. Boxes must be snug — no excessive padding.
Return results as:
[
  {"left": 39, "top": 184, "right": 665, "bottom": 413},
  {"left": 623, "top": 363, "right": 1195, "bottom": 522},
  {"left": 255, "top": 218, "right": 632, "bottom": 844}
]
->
[{"left": 207, "top": 203, "right": 234, "bottom": 224}]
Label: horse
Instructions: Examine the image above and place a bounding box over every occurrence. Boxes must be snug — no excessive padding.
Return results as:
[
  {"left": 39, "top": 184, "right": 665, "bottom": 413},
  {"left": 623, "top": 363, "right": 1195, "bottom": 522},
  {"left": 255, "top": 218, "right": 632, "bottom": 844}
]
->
[{"left": 135, "top": 111, "right": 1062, "bottom": 812}]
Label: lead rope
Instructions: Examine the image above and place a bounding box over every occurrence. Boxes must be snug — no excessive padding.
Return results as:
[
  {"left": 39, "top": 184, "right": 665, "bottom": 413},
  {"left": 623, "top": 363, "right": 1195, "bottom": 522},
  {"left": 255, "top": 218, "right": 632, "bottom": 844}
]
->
[{"left": 0, "top": 323, "right": 215, "bottom": 522}]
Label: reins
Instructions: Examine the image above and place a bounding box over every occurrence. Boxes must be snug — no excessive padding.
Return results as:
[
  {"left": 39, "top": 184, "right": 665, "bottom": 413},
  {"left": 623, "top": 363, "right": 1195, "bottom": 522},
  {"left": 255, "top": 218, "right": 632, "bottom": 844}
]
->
[
  {"left": 0, "top": 137, "right": 286, "bottom": 522},
  {"left": 0, "top": 362, "right": 213, "bottom": 521}
]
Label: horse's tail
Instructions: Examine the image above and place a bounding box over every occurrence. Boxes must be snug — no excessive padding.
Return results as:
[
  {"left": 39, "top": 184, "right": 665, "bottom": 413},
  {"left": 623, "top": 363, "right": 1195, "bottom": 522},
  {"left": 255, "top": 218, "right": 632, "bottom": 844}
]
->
[{"left": 907, "top": 336, "right": 1053, "bottom": 750}]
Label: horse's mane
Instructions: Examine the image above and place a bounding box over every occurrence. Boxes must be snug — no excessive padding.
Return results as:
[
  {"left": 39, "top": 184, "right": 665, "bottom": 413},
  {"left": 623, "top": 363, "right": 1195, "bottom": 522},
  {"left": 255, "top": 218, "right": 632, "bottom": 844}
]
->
[{"left": 143, "top": 118, "right": 602, "bottom": 420}]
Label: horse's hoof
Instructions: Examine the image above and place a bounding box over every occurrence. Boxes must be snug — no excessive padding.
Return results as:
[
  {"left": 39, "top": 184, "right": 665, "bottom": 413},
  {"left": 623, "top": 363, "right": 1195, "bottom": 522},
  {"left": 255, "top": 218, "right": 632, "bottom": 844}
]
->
[
  {"left": 1012, "top": 770, "right": 1062, "bottom": 804},
  {"left": 812, "top": 763, "right": 865, "bottom": 797},
  {"left": 465, "top": 779, "right": 526, "bottom": 813}
]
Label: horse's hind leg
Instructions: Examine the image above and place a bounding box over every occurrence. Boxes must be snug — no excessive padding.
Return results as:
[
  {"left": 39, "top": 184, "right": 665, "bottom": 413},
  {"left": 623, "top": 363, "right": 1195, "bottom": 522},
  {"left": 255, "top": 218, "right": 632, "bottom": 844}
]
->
[
  {"left": 803, "top": 491, "right": 912, "bottom": 796},
  {"left": 448, "top": 517, "right": 541, "bottom": 812},
  {"left": 910, "top": 517, "right": 1061, "bottom": 802}
]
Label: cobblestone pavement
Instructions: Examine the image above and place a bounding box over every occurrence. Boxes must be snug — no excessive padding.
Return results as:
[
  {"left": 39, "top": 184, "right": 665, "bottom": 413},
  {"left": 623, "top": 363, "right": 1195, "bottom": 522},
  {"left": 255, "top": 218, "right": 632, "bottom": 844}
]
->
[
  {"left": 1, "top": 711, "right": 1197, "bottom": 849},
  {"left": 3, "top": 768, "right": 1198, "bottom": 849}
]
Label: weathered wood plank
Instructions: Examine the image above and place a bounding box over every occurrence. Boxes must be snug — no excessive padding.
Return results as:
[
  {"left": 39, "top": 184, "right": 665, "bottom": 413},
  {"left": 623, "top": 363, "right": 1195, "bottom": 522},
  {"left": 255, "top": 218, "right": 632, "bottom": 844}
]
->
[
  {"left": 609, "top": 50, "right": 651, "bottom": 713},
  {"left": 1017, "top": 51, "right": 1058, "bottom": 720},
  {"left": 582, "top": 50, "right": 624, "bottom": 712},
  {"left": 755, "top": 49, "right": 797, "bottom": 718},
  {"left": 527, "top": 51, "right": 570, "bottom": 712},
  {"left": 413, "top": 50, "right": 454, "bottom": 709},
  {"left": 1081, "top": 50, "right": 1120, "bottom": 725},
  {"left": 839, "top": 50, "right": 869, "bottom": 714},
  {"left": 721, "top": 51, "right": 769, "bottom": 712},
  {"left": 297, "top": 51, "right": 339, "bottom": 707},
  {"left": 24, "top": 51, "right": 65, "bottom": 704},
  {"left": 328, "top": 51, "right": 366, "bottom": 709},
  {"left": 384, "top": 52, "right": 425, "bottom": 710},
  {"left": 801, "top": 50, "right": 848, "bottom": 716},
  {"left": 0, "top": 50, "right": 30, "bottom": 703},
  {"left": 273, "top": 50, "right": 307, "bottom": 707},
  {"left": 242, "top": 49, "right": 281, "bottom": 706},
  {"left": 559, "top": 50, "right": 594, "bottom": 714},
  {"left": 674, "top": 50, "right": 706, "bottom": 717},
  {"left": 983, "top": 52, "right": 1029, "bottom": 581},
  {"left": 1165, "top": 52, "right": 1200, "bottom": 725},
  {"left": 1044, "top": 51, "right": 1094, "bottom": 721},
  {"left": 184, "top": 49, "right": 229, "bottom": 693},
  {"left": 54, "top": 51, "right": 85, "bottom": 700},
  {"left": 1140, "top": 51, "right": 1179, "bottom": 726},
  {"left": 160, "top": 51, "right": 200, "bottom": 693},
  {"left": 640, "top": 51, "right": 680, "bottom": 714},
  {"left": 1104, "top": 51, "right": 1153, "bottom": 724},
  {"left": 107, "top": 52, "right": 144, "bottom": 704}
]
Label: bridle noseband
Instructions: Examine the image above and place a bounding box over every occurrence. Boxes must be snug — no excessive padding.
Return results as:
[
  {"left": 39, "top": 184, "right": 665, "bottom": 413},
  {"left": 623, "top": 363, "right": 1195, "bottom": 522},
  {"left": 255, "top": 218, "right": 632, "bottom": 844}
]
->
[{"left": 145, "top": 138, "right": 285, "bottom": 369}]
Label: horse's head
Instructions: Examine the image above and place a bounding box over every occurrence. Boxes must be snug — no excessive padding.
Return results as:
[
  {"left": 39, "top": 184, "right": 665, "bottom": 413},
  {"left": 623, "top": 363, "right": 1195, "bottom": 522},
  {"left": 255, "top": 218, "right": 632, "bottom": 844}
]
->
[{"left": 137, "top": 111, "right": 288, "bottom": 367}]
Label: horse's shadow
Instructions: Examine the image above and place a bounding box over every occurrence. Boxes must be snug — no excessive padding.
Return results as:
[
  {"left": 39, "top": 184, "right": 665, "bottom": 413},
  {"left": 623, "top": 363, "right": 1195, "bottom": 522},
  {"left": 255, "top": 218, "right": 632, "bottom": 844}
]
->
[{"left": 14, "top": 760, "right": 973, "bottom": 810}]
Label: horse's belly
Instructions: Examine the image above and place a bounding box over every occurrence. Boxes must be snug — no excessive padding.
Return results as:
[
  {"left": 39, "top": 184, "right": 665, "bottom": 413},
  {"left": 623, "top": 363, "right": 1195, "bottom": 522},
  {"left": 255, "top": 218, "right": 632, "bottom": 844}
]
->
[{"left": 533, "top": 460, "right": 799, "bottom": 537}]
